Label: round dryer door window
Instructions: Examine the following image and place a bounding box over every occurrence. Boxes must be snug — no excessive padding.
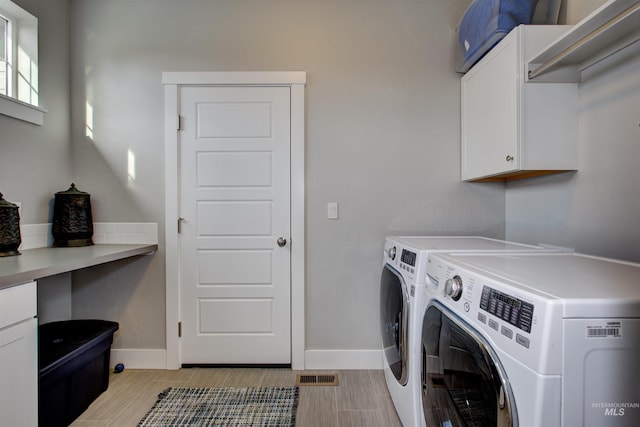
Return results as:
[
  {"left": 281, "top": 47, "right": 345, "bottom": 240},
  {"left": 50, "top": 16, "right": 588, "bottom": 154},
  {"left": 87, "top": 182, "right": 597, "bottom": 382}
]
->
[{"left": 421, "top": 303, "right": 517, "bottom": 426}]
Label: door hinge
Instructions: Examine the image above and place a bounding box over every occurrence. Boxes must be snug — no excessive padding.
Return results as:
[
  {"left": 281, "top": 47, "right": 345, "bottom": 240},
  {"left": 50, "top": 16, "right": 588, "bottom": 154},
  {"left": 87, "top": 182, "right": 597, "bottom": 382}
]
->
[
  {"left": 178, "top": 321, "right": 182, "bottom": 338},
  {"left": 178, "top": 217, "right": 185, "bottom": 234},
  {"left": 177, "top": 115, "right": 182, "bottom": 131}
]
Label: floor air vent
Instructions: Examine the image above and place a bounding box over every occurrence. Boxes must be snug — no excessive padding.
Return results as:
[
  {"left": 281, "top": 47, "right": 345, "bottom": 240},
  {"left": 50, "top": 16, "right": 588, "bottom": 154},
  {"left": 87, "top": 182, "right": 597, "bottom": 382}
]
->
[{"left": 296, "top": 373, "right": 339, "bottom": 386}]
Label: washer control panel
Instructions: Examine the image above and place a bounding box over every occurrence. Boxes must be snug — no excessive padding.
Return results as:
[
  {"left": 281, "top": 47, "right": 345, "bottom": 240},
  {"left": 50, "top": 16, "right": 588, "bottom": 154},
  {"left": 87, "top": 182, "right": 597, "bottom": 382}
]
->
[
  {"left": 385, "top": 243, "right": 417, "bottom": 273},
  {"left": 401, "top": 249, "right": 417, "bottom": 268},
  {"left": 383, "top": 238, "right": 433, "bottom": 292}
]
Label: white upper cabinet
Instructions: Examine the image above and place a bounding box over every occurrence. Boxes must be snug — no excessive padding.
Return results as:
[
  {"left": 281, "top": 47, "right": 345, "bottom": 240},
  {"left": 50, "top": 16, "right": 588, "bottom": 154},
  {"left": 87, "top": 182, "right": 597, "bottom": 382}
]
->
[{"left": 461, "top": 25, "right": 578, "bottom": 182}]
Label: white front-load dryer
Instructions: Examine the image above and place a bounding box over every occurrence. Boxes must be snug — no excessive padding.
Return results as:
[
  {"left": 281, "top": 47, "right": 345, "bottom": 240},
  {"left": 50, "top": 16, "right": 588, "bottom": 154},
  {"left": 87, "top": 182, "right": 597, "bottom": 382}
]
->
[
  {"left": 380, "top": 236, "right": 552, "bottom": 427},
  {"left": 421, "top": 252, "right": 640, "bottom": 427}
]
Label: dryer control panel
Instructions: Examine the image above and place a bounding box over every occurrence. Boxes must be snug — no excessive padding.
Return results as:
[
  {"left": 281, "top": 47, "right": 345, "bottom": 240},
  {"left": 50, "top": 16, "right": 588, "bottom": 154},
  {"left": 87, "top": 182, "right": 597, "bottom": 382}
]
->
[
  {"left": 480, "top": 286, "right": 534, "bottom": 333},
  {"left": 424, "top": 252, "right": 566, "bottom": 375}
]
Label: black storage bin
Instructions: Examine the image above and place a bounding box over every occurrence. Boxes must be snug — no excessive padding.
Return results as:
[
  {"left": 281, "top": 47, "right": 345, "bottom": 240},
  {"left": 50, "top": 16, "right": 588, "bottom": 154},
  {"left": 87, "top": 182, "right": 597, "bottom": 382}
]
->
[{"left": 39, "top": 320, "right": 119, "bottom": 427}]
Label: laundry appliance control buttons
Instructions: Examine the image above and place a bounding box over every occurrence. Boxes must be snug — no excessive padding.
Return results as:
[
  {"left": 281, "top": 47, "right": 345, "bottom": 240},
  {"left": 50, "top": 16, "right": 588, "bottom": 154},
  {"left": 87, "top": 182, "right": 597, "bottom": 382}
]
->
[{"left": 444, "top": 275, "right": 463, "bottom": 301}]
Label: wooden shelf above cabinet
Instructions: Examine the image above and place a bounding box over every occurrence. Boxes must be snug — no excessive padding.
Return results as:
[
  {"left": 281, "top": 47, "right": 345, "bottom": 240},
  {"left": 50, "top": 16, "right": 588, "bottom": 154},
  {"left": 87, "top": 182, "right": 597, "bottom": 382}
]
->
[
  {"left": 467, "top": 170, "right": 576, "bottom": 183},
  {"left": 527, "top": 0, "right": 640, "bottom": 82}
]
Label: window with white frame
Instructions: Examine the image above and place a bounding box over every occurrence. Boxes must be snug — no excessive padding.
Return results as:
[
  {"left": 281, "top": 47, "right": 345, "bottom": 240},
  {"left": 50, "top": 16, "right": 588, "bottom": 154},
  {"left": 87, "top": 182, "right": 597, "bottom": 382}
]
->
[
  {"left": 0, "top": 0, "right": 42, "bottom": 125},
  {"left": 1, "top": 15, "right": 7, "bottom": 96}
]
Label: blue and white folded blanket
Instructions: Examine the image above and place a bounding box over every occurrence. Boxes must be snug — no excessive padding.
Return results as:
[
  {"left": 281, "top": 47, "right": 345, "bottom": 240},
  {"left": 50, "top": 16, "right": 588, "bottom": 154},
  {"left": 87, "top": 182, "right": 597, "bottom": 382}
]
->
[{"left": 456, "top": 0, "right": 538, "bottom": 73}]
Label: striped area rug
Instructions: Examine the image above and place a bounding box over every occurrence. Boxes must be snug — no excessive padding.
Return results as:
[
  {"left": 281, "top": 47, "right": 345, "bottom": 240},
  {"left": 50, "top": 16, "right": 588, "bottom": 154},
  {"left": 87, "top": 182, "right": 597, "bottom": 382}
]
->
[{"left": 138, "top": 387, "right": 299, "bottom": 426}]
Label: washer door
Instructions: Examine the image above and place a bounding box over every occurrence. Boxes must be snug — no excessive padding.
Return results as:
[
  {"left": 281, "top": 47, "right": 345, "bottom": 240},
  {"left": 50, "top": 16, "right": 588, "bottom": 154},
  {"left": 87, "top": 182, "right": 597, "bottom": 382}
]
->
[
  {"left": 421, "top": 302, "right": 517, "bottom": 426},
  {"left": 380, "top": 264, "right": 409, "bottom": 385}
]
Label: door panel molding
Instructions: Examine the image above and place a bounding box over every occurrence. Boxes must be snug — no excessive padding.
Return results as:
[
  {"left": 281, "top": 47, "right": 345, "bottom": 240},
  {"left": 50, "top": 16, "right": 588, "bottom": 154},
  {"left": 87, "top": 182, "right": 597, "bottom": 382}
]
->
[
  {"left": 163, "top": 71, "right": 306, "bottom": 369},
  {"left": 180, "top": 85, "right": 290, "bottom": 363}
]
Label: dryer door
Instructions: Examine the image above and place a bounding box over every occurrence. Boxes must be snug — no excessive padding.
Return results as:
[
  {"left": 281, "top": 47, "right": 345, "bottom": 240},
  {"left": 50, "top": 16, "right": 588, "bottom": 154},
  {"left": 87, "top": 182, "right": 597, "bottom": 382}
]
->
[
  {"left": 421, "top": 303, "right": 517, "bottom": 427},
  {"left": 380, "top": 264, "right": 409, "bottom": 385}
]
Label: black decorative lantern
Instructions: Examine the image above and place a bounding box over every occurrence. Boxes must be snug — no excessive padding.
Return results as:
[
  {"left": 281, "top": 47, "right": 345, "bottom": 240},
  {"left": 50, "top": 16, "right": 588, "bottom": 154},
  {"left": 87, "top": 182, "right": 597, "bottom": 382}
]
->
[
  {"left": 52, "top": 183, "right": 94, "bottom": 247},
  {"left": 0, "top": 192, "right": 22, "bottom": 256}
]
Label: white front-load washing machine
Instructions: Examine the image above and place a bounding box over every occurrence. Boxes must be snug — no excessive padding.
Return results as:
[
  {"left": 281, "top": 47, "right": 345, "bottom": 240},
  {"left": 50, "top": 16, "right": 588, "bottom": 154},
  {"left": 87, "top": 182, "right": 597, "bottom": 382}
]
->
[
  {"left": 380, "top": 236, "right": 553, "bottom": 427},
  {"left": 421, "top": 252, "right": 640, "bottom": 427}
]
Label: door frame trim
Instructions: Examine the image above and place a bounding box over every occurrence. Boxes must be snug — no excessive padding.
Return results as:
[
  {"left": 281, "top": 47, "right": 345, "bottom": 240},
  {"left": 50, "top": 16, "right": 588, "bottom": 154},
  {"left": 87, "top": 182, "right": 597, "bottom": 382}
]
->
[{"left": 162, "top": 71, "right": 306, "bottom": 369}]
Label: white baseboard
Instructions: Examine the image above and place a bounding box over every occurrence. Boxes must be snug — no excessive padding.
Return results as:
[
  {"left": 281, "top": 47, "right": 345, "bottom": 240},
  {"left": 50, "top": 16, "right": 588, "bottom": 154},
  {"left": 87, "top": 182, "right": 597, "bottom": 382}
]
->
[
  {"left": 304, "top": 349, "right": 383, "bottom": 370},
  {"left": 110, "top": 348, "right": 168, "bottom": 369},
  {"left": 110, "top": 348, "right": 382, "bottom": 371}
]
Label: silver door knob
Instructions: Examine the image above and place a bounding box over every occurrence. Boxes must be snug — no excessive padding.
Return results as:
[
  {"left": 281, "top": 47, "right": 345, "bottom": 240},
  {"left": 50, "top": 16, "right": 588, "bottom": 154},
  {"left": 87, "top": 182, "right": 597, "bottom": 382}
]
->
[{"left": 277, "top": 237, "right": 287, "bottom": 247}]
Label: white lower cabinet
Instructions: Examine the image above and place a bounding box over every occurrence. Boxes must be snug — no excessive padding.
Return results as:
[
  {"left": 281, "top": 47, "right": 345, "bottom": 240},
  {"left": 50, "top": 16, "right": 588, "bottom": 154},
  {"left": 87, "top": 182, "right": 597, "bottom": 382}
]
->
[
  {"left": 0, "top": 281, "right": 38, "bottom": 427},
  {"left": 461, "top": 25, "right": 578, "bottom": 182}
]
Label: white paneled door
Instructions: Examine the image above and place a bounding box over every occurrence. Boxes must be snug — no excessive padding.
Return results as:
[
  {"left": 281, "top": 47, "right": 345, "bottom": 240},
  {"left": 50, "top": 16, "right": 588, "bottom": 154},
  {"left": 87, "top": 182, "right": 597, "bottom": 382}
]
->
[{"left": 179, "top": 86, "right": 291, "bottom": 364}]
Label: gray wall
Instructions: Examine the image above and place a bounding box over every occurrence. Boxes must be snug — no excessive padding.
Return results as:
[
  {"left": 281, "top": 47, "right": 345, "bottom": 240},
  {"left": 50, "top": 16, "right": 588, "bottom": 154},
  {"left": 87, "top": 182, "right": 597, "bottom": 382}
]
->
[
  {"left": 0, "top": 0, "right": 70, "bottom": 224},
  {"left": 68, "top": 0, "right": 506, "bottom": 352},
  {"left": 13, "top": 0, "right": 632, "bottom": 356},
  {"left": 505, "top": 1, "right": 640, "bottom": 263},
  {"left": 505, "top": 49, "right": 640, "bottom": 263}
]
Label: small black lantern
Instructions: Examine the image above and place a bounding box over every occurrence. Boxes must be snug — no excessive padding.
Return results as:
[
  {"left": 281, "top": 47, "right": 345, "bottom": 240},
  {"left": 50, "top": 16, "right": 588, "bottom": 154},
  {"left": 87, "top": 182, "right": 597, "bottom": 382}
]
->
[
  {"left": 0, "top": 192, "right": 22, "bottom": 256},
  {"left": 52, "top": 183, "right": 94, "bottom": 247}
]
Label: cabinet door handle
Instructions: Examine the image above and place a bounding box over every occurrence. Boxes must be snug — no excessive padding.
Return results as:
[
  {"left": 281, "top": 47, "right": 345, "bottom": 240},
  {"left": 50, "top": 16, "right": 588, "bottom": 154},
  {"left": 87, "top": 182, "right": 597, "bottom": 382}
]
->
[{"left": 506, "top": 155, "right": 514, "bottom": 161}]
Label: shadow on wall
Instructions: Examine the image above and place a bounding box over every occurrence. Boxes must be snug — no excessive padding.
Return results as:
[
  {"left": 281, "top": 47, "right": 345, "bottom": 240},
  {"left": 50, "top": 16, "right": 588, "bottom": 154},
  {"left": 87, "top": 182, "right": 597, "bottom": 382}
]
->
[{"left": 71, "top": 254, "right": 158, "bottom": 347}]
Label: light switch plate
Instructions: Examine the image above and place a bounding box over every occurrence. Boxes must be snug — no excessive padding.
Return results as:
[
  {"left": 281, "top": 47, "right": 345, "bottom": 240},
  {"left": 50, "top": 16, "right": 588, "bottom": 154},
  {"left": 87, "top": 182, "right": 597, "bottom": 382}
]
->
[{"left": 328, "top": 202, "right": 338, "bottom": 220}]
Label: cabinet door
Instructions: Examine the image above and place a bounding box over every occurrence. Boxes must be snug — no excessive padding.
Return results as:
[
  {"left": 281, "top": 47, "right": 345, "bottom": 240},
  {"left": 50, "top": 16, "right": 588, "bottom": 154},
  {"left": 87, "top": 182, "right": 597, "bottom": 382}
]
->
[
  {"left": 0, "top": 317, "right": 38, "bottom": 427},
  {"left": 461, "top": 32, "right": 519, "bottom": 181}
]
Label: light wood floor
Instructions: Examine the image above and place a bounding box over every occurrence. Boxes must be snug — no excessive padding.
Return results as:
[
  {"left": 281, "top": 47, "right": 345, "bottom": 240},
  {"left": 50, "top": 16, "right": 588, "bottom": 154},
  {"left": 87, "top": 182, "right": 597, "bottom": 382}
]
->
[{"left": 70, "top": 368, "right": 403, "bottom": 427}]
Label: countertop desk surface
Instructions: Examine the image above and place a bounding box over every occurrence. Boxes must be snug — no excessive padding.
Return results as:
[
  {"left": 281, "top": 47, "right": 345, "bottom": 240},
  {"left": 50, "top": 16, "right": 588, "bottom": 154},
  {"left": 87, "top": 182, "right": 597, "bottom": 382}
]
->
[{"left": 0, "top": 244, "right": 158, "bottom": 289}]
